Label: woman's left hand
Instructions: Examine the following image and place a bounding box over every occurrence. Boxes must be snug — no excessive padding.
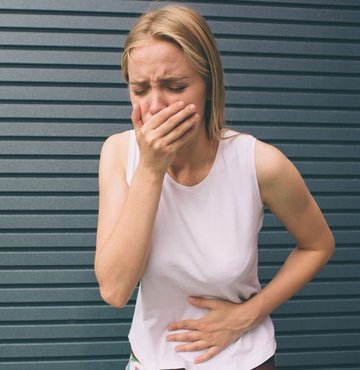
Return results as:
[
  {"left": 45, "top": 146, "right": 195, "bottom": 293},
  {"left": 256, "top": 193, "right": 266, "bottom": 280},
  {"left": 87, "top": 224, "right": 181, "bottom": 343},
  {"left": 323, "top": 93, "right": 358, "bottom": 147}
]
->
[{"left": 166, "top": 296, "right": 262, "bottom": 364}]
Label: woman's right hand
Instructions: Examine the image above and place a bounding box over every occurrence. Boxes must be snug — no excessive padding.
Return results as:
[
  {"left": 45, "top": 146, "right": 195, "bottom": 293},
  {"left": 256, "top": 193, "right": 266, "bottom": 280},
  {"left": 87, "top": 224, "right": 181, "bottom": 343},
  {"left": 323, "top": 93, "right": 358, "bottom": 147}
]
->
[{"left": 131, "top": 101, "right": 199, "bottom": 175}]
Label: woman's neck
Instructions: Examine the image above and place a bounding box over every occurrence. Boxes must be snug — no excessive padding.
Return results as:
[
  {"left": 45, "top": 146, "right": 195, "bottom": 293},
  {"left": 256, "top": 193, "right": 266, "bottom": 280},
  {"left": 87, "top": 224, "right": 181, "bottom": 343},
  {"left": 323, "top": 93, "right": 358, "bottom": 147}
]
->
[{"left": 167, "top": 129, "right": 219, "bottom": 186}]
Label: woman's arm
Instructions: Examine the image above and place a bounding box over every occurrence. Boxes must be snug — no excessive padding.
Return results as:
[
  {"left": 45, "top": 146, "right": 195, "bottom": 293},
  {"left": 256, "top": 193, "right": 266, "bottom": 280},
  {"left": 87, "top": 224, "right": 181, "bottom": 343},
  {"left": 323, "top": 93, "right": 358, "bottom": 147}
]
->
[
  {"left": 94, "top": 132, "right": 164, "bottom": 308},
  {"left": 247, "top": 139, "right": 335, "bottom": 324},
  {"left": 95, "top": 101, "right": 198, "bottom": 308},
  {"left": 167, "top": 140, "right": 335, "bottom": 363}
]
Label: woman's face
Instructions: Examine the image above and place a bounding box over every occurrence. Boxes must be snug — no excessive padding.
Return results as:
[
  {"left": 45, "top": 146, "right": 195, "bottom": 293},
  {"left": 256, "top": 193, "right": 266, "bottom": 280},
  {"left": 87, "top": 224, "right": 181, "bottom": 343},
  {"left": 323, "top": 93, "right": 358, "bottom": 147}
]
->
[{"left": 127, "top": 38, "right": 208, "bottom": 128}]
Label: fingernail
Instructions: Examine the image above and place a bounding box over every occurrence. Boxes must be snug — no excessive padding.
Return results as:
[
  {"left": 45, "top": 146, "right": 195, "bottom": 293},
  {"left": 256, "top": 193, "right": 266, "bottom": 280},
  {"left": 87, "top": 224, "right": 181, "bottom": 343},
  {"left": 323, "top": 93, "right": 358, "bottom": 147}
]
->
[
  {"left": 193, "top": 114, "right": 200, "bottom": 121},
  {"left": 189, "top": 104, "right": 196, "bottom": 111},
  {"left": 178, "top": 101, "right": 185, "bottom": 107}
]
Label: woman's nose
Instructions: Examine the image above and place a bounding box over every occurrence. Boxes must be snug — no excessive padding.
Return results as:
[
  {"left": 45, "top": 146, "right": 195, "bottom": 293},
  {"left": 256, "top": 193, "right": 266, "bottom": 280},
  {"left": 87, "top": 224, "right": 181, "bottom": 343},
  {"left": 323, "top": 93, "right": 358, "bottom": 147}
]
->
[{"left": 148, "top": 91, "right": 167, "bottom": 116}]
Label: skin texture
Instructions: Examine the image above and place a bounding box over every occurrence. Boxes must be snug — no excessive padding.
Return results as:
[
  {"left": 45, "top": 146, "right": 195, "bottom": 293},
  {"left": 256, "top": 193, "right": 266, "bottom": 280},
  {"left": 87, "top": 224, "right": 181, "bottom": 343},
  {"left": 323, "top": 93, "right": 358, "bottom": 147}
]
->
[{"left": 95, "top": 38, "right": 335, "bottom": 364}]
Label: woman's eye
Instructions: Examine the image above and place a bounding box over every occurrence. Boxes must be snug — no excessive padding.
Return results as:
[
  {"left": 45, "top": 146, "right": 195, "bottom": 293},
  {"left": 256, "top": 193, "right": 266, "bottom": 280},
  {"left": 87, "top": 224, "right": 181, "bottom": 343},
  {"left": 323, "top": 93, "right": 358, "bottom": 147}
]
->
[
  {"left": 132, "top": 89, "right": 147, "bottom": 96},
  {"left": 167, "top": 86, "right": 186, "bottom": 93}
]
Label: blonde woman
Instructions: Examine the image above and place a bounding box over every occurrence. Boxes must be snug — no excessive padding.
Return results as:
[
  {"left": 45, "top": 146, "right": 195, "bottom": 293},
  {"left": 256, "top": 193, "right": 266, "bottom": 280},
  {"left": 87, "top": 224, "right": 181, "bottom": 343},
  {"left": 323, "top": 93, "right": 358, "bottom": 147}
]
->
[{"left": 95, "top": 5, "right": 334, "bottom": 370}]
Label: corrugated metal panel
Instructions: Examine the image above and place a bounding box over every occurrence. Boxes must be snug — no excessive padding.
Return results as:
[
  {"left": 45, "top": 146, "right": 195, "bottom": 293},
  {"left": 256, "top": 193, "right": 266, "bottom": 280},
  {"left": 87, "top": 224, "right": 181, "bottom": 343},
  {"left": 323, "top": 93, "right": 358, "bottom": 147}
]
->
[{"left": 0, "top": 0, "right": 359, "bottom": 369}]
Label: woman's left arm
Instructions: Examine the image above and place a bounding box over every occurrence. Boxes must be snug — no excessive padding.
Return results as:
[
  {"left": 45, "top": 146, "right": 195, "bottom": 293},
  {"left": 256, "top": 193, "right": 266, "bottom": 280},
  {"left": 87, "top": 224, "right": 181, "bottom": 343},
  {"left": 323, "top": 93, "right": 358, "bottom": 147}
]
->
[
  {"left": 167, "top": 140, "right": 335, "bottom": 363},
  {"left": 247, "top": 139, "right": 335, "bottom": 323}
]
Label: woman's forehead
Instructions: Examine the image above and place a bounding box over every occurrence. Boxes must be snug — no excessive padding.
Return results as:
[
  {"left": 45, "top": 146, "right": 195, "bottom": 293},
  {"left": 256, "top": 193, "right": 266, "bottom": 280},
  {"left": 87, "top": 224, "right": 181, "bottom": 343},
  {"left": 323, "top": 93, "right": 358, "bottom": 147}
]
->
[
  {"left": 128, "top": 40, "right": 195, "bottom": 81},
  {"left": 129, "top": 39, "right": 183, "bottom": 65}
]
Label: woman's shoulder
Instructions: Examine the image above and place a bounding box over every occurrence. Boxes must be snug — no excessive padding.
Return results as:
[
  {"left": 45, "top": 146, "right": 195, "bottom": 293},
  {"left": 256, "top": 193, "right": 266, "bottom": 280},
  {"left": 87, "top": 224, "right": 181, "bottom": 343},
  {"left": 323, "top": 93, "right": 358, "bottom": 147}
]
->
[
  {"left": 222, "top": 128, "right": 284, "bottom": 176},
  {"left": 254, "top": 138, "right": 298, "bottom": 197},
  {"left": 222, "top": 128, "right": 302, "bottom": 201},
  {"left": 99, "top": 130, "right": 131, "bottom": 178},
  {"left": 102, "top": 130, "right": 130, "bottom": 151}
]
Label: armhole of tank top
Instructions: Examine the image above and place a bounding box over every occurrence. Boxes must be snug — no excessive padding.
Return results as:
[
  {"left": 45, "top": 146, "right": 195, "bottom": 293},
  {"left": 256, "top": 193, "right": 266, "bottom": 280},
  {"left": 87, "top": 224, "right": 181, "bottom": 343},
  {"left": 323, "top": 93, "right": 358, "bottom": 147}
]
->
[
  {"left": 126, "top": 129, "right": 137, "bottom": 186},
  {"left": 249, "top": 136, "right": 264, "bottom": 209}
]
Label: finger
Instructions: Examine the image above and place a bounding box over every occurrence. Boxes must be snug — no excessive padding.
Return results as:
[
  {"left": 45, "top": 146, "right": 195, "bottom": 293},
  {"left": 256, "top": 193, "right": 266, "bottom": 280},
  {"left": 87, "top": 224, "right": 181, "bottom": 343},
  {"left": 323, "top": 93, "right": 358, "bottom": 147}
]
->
[
  {"left": 162, "top": 113, "right": 199, "bottom": 146},
  {"left": 194, "top": 346, "right": 222, "bottom": 364},
  {"left": 147, "top": 100, "right": 186, "bottom": 130},
  {"left": 168, "top": 319, "right": 199, "bottom": 331},
  {"left": 174, "top": 340, "right": 209, "bottom": 353},
  {"left": 189, "top": 296, "right": 220, "bottom": 310},
  {"left": 156, "top": 103, "right": 197, "bottom": 137},
  {"left": 167, "top": 330, "right": 200, "bottom": 343},
  {"left": 131, "top": 103, "right": 143, "bottom": 130}
]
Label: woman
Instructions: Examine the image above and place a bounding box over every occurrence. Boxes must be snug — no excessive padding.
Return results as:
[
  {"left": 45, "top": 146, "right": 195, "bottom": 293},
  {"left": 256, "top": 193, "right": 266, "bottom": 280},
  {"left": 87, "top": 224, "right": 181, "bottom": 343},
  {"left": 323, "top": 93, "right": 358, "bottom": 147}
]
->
[{"left": 95, "top": 5, "right": 335, "bottom": 370}]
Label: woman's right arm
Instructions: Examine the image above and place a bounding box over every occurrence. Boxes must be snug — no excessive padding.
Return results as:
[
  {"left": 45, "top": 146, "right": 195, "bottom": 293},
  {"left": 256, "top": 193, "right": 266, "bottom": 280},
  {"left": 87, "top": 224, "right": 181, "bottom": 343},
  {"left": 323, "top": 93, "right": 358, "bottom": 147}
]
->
[
  {"left": 95, "top": 133, "right": 164, "bottom": 308},
  {"left": 94, "top": 101, "right": 198, "bottom": 308}
]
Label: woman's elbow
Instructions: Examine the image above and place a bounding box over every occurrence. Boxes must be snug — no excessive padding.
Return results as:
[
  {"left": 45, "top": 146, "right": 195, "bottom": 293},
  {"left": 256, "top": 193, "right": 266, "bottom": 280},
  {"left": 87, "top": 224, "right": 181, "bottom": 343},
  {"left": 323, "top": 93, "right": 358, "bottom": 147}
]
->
[
  {"left": 95, "top": 269, "right": 129, "bottom": 308},
  {"left": 323, "top": 227, "right": 336, "bottom": 262},
  {"left": 94, "top": 257, "right": 130, "bottom": 308},
  {"left": 98, "top": 283, "right": 130, "bottom": 309}
]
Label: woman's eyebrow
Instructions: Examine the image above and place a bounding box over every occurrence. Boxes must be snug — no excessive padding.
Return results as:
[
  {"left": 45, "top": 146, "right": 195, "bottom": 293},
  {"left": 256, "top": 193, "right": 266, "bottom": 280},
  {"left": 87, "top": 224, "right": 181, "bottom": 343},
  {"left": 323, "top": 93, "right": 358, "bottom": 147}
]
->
[
  {"left": 129, "top": 80, "right": 148, "bottom": 86},
  {"left": 160, "top": 76, "right": 190, "bottom": 83},
  {"left": 129, "top": 76, "right": 190, "bottom": 85}
]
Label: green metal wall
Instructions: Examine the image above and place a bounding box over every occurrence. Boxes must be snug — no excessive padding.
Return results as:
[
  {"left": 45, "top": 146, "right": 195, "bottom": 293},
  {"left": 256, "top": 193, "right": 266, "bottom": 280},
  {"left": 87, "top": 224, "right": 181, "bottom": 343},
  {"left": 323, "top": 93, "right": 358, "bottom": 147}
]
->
[{"left": 0, "top": 1, "right": 359, "bottom": 369}]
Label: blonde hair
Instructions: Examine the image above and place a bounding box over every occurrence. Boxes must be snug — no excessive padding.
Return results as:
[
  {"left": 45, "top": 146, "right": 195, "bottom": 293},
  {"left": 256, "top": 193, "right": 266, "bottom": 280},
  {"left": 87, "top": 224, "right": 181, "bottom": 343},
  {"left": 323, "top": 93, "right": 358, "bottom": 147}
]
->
[{"left": 121, "top": 4, "right": 226, "bottom": 141}]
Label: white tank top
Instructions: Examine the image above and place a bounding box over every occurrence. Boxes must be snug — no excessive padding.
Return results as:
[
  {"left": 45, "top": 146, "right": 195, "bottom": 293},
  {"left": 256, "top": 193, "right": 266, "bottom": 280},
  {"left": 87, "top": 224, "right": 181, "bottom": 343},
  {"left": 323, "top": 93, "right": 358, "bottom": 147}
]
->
[{"left": 126, "top": 129, "right": 276, "bottom": 370}]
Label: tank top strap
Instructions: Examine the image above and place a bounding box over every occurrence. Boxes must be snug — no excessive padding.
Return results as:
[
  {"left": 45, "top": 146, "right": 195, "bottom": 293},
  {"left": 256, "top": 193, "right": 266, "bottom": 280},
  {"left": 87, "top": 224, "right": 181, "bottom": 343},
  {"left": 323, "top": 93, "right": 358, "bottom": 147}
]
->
[{"left": 126, "top": 129, "right": 139, "bottom": 186}]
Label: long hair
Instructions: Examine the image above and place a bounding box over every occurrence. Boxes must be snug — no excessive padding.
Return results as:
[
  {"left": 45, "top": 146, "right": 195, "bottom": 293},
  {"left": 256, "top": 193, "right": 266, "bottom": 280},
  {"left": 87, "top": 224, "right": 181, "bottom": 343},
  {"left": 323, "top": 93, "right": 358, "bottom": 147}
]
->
[{"left": 121, "top": 5, "right": 226, "bottom": 141}]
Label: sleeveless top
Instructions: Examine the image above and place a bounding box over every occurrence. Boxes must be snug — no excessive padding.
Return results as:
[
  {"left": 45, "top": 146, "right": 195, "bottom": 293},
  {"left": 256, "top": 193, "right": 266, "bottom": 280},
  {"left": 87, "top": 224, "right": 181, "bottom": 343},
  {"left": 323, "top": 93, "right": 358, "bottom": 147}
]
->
[{"left": 126, "top": 129, "right": 276, "bottom": 370}]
